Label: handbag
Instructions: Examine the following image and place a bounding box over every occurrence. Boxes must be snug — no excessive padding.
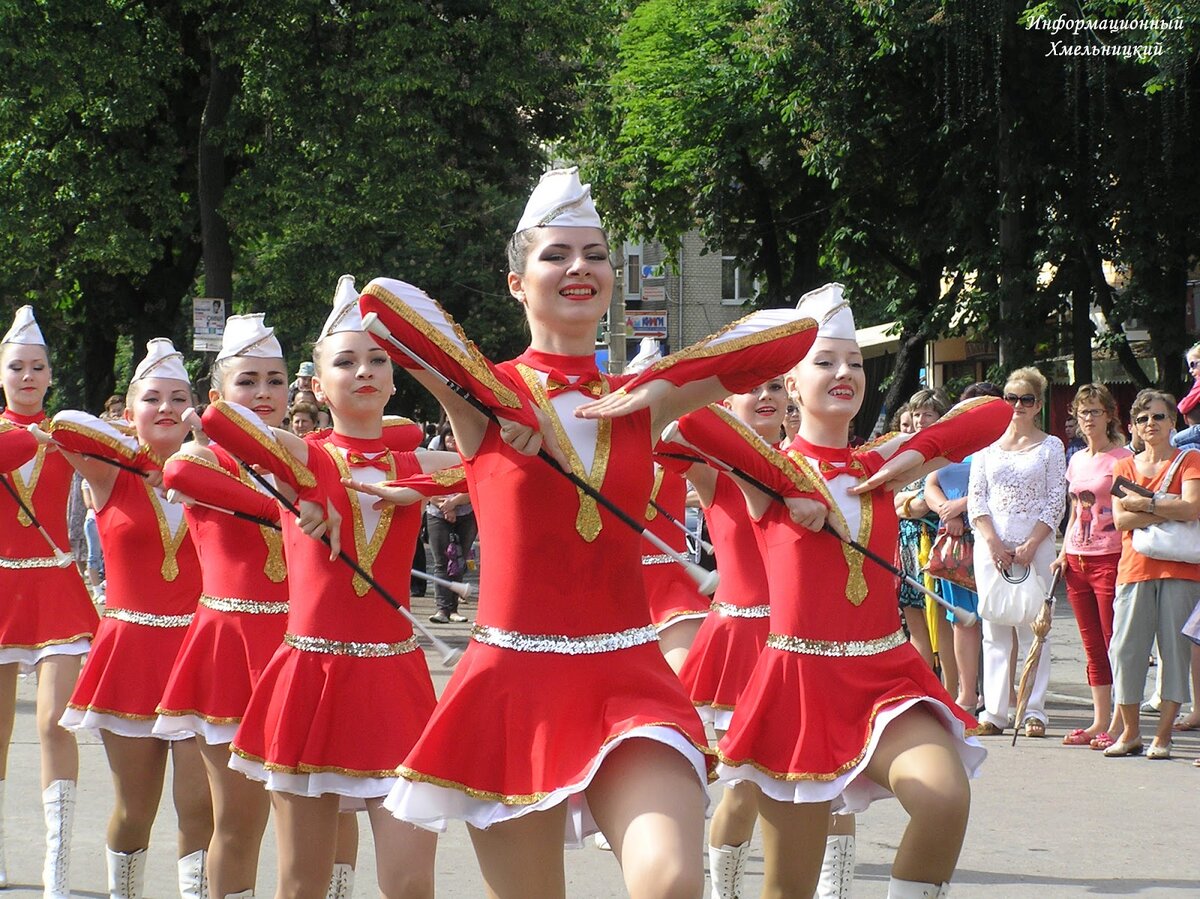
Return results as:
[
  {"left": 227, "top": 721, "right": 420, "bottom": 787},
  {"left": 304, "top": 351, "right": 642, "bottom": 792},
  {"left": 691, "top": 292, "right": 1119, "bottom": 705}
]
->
[
  {"left": 924, "top": 531, "right": 977, "bottom": 592},
  {"left": 1182, "top": 598, "right": 1200, "bottom": 647},
  {"left": 445, "top": 532, "right": 464, "bottom": 578},
  {"left": 1130, "top": 449, "right": 1200, "bottom": 564},
  {"left": 978, "top": 563, "right": 1046, "bottom": 627}
]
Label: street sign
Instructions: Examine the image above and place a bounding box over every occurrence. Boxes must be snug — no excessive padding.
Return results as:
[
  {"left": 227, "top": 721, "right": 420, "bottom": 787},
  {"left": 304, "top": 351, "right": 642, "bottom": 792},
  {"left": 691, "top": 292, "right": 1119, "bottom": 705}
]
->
[
  {"left": 627, "top": 312, "right": 668, "bottom": 337},
  {"left": 193, "top": 298, "right": 225, "bottom": 352},
  {"left": 641, "top": 285, "right": 666, "bottom": 304},
  {"left": 640, "top": 264, "right": 666, "bottom": 279}
]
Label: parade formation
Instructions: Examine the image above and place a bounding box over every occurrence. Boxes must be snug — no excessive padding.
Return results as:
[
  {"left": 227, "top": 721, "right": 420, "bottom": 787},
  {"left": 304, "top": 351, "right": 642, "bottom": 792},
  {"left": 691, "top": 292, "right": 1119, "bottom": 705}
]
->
[{"left": 0, "top": 166, "right": 1196, "bottom": 899}]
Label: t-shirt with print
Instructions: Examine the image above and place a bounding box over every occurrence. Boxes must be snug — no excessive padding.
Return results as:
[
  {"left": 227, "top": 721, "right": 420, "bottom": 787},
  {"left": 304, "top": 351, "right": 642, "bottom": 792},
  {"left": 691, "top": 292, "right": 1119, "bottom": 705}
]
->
[
  {"left": 1113, "top": 449, "right": 1200, "bottom": 585},
  {"left": 1065, "top": 446, "right": 1132, "bottom": 556}
]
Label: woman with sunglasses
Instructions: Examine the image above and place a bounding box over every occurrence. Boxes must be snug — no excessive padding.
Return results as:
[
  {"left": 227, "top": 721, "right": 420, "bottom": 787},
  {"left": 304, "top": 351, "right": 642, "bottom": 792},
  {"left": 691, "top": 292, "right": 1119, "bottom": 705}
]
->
[
  {"left": 967, "top": 367, "right": 1066, "bottom": 738},
  {"left": 1106, "top": 389, "right": 1200, "bottom": 759},
  {"left": 1050, "top": 384, "right": 1131, "bottom": 750}
]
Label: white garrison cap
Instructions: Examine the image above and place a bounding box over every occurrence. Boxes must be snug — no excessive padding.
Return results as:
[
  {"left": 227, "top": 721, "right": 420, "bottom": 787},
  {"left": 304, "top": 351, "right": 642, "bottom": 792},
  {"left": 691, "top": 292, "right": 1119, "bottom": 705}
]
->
[
  {"left": 132, "top": 338, "right": 189, "bottom": 383},
  {"left": 625, "top": 337, "right": 662, "bottom": 374},
  {"left": 796, "top": 282, "right": 856, "bottom": 341},
  {"left": 2, "top": 306, "right": 46, "bottom": 346},
  {"left": 515, "top": 167, "right": 603, "bottom": 233},
  {"left": 317, "top": 275, "right": 362, "bottom": 342},
  {"left": 216, "top": 313, "right": 283, "bottom": 361}
]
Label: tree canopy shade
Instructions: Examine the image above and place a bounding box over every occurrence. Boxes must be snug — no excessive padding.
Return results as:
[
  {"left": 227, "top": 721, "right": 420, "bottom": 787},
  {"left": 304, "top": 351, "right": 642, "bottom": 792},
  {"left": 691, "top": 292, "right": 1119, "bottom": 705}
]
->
[
  {"left": 0, "top": 0, "right": 599, "bottom": 415},
  {"left": 574, "top": 0, "right": 1200, "bottom": 420}
]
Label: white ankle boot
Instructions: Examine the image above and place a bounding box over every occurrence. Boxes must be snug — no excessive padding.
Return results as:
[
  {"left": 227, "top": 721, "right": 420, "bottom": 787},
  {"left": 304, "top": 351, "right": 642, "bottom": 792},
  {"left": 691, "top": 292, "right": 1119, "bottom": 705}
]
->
[
  {"left": 708, "top": 841, "right": 750, "bottom": 899},
  {"left": 178, "top": 849, "right": 208, "bottom": 899},
  {"left": 224, "top": 892, "right": 255, "bottom": 899},
  {"left": 326, "top": 863, "right": 354, "bottom": 899},
  {"left": 106, "top": 848, "right": 148, "bottom": 899},
  {"left": 887, "top": 878, "right": 949, "bottom": 899},
  {"left": 42, "top": 780, "right": 76, "bottom": 899},
  {"left": 816, "top": 835, "right": 855, "bottom": 898}
]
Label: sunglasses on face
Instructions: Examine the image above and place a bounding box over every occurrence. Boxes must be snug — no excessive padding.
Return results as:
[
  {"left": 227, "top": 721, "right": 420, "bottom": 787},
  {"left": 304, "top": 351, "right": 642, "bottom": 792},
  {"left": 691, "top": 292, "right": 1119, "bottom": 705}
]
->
[
  {"left": 1188, "top": 359, "right": 1200, "bottom": 371},
  {"left": 1004, "top": 394, "right": 1037, "bottom": 407},
  {"left": 1134, "top": 412, "right": 1168, "bottom": 426}
]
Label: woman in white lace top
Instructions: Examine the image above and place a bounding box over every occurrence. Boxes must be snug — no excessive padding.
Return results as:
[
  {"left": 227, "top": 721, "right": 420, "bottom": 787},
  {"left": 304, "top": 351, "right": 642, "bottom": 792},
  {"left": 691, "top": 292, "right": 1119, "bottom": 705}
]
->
[{"left": 968, "top": 367, "right": 1067, "bottom": 737}]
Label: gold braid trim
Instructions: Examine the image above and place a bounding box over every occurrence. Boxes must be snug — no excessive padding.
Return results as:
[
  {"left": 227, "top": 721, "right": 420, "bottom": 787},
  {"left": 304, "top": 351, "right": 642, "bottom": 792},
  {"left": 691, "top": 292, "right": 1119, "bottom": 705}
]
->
[
  {"left": 516, "top": 364, "right": 612, "bottom": 542},
  {"left": 639, "top": 314, "right": 818, "bottom": 375},
  {"left": 324, "top": 445, "right": 395, "bottom": 597},
  {"left": 211, "top": 401, "right": 316, "bottom": 490},
  {"left": 645, "top": 465, "right": 666, "bottom": 520},
  {"left": 142, "top": 481, "right": 189, "bottom": 582},
  {"left": 9, "top": 445, "right": 46, "bottom": 527},
  {"left": 784, "top": 449, "right": 871, "bottom": 606},
  {"left": 48, "top": 418, "right": 141, "bottom": 462},
  {"left": 362, "top": 283, "right": 525, "bottom": 410},
  {"left": 230, "top": 746, "right": 402, "bottom": 780},
  {"left": 429, "top": 466, "right": 466, "bottom": 487}
]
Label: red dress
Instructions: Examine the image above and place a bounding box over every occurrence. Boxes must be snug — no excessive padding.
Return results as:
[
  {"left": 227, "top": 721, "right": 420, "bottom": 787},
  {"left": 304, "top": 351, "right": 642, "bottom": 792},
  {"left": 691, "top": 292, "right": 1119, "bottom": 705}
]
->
[
  {"left": 0, "top": 410, "right": 98, "bottom": 666},
  {"left": 200, "top": 405, "right": 438, "bottom": 802},
  {"left": 640, "top": 463, "right": 709, "bottom": 632},
  {"left": 358, "top": 277, "right": 817, "bottom": 846},
  {"left": 678, "top": 473, "right": 770, "bottom": 730},
  {"left": 155, "top": 445, "right": 289, "bottom": 744},
  {"left": 53, "top": 413, "right": 201, "bottom": 738},
  {"left": 675, "top": 399, "right": 1012, "bottom": 812}
]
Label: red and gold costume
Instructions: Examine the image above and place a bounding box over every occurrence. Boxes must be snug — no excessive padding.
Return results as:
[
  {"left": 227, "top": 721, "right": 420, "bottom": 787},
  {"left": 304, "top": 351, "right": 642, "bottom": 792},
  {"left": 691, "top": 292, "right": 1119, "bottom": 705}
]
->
[
  {"left": 359, "top": 278, "right": 817, "bottom": 845},
  {"left": 678, "top": 470, "right": 771, "bottom": 730},
  {"left": 675, "top": 398, "right": 1011, "bottom": 811},
  {"left": 52, "top": 412, "right": 200, "bottom": 737},
  {"left": 641, "top": 458, "right": 709, "bottom": 632},
  {"left": 0, "top": 412, "right": 97, "bottom": 667},
  {"left": 201, "top": 402, "right": 436, "bottom": 801},
  {"left": 154, "top": 445, "right": 288, "bottom": 744}
]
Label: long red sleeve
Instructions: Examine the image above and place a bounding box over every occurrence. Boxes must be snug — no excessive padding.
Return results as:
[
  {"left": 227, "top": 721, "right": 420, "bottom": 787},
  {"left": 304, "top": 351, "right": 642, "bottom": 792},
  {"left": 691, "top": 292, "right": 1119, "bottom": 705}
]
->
[
  {"left": 358, "top": 278, "right": 539, "bottom": 428},
  {"left": 897, "top": 396, "right": 1012, "bottom": 464},
  {"left": 200, "top": 401, "right": 319, "bottom": 503},
  {"left": 49, "top": 410, "right": 158, "bottom": 472},
  {"left": 673, "top": 405, "right": 825, "bottom": 503},
  {"left": 619, "top": 309, "right": 818, "bottom": 395},
  {"left": 0, "top": 423, "right": 38, "bottom": 472},
  {"left": 163, "top": 451, "right": 281, "bottom": 523}
]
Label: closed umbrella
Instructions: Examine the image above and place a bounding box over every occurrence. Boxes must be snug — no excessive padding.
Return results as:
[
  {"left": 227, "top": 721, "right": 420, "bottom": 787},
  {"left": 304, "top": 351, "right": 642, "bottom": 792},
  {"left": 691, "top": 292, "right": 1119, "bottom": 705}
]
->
[{"left": 1011, "top": 569, "right": 1062, "bottom": 746}]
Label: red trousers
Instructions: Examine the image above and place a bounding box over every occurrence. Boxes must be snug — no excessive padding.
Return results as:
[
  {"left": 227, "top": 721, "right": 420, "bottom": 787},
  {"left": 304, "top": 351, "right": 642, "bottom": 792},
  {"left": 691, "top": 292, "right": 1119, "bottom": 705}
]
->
[{"left": 1064, "top": 552, "right": 1121, "bottom": 686}]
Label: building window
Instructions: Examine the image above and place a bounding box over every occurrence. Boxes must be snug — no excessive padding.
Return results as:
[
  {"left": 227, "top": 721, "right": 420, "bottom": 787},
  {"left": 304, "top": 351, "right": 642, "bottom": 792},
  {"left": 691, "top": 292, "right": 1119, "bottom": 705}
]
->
[
  {"left": 624, "top": 242, "right": 642, "bottom": 297},
  {"left": 721, "top": 254, "right": 752, "bottom": 305}
]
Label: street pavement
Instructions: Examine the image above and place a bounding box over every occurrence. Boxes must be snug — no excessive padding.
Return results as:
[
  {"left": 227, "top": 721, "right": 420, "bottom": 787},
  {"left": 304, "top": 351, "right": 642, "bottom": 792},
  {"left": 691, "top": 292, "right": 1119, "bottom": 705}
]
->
[{"left": 0, "top": 582, "right": 1197, "bottom": 897}]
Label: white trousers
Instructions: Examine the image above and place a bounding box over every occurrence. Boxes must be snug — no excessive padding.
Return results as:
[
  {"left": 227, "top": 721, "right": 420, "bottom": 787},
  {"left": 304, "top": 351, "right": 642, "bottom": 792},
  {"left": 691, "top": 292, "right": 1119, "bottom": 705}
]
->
[{"left": 980, "top": 619, "right": 1051, "bottom": 728}]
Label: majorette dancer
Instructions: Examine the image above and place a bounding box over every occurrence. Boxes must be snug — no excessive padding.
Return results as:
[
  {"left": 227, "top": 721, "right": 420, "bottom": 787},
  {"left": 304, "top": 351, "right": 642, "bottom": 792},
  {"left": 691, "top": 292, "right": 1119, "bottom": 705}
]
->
[
  {"left": 664, "top": 284, "right": 1012, "bottom": 899},
  {"left": 357, "top": 167, "right": 817, "bottom": 897},
  {"left": 49, "top": 338, "right": 212, "bottom": 899},
  {"left": 200, "top": 277, "right": 459, "bottom": 899},
  {"left": 156, "top": 312, "right": 356, "bottom": 899},
  {"left": 675, "top": 378, "right": 784, "bottom": 898},
  {"left": 0, "top": 307, "right": 100, "bottom": 897}
]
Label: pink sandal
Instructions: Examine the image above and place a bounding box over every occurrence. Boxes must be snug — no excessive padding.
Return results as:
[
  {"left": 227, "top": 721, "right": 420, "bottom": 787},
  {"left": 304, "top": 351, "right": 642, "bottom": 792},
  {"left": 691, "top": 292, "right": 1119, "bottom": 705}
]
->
[
  {"left": 1062, "top": 728, "right": 1093, "bottom": 746},
  {"left": 1089, "top": 732, "right": 1115, "bottom": 750}
]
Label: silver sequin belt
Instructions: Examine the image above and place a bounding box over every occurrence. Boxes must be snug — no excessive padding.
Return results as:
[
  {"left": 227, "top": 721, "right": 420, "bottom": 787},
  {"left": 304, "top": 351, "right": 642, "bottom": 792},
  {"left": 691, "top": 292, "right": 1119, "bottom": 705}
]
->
[
  {"left": 0, "top": 555, "right": 64, "bottom": 570},
  {"left": 765, "top": 628, "right": 906, "bottom": 657},
  {"left": 641, "top": 553, "right": 676, "bottom": 566},
  {"left": 712, "top": 601, "right": 771, "bottom": 619},
  {"left": 284, "top": 633, "right": 418, "bottom": 657},
  {"left": 470, "top": 623, "right": 659, "bottom": 655},
  {"left": 200, "top": 594, "right": 289, "bottom": 615},
  {"left": 103, "top": 608, "right": 195, "bottom": 628}
]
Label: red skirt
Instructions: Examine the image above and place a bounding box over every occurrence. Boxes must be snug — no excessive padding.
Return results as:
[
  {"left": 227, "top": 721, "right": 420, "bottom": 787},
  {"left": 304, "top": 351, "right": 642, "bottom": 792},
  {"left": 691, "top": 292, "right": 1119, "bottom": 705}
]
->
[
  {"left": 155, "top": 601, "right": 287, "bottom": 743},
  {"left": 678, "top": 608, "right": 769, "bottom": 730},
  {"left": 230, "top": 641, "right": 436, "bottom": 799},
  {"left": 716, "top": 638, "right": 983, "bottom": 810},
  {"left": 643, "top": 562, "right": 709, "bottom": 631},
  {"left": 61, "top": 612, "right": 191, "bottom": 738},
  {"left": 388, "top": 638, "right": 715, "bottom": 843},
  {"left": 0, "top": 566, "right": 97, "bottom": 663}
]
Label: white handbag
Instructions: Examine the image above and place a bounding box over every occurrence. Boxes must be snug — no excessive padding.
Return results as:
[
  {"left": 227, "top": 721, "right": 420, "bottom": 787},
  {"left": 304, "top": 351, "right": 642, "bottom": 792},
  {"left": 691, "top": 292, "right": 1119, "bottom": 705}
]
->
[
  {"left": 978, "top": 563, "right": 1047, "bottom": 627},
  {"left": 1131, "top": 449, "right": 1200, "bottom": 564}
]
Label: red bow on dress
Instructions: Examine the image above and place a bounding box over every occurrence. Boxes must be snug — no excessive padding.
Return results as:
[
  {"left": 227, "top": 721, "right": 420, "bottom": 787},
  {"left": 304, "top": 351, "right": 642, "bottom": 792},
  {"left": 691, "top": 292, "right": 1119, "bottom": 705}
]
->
[
  {"left": 516, "top": 348, "right": 605, "bottom": 398},
  {"left": 790, "top": 436, "right": 869, "bottom": 480},
  {"left": 545, "top": 369, "right": 604, "bottom": 398},
  {"left": 345, "top": 451, "right": 391, "bottom": 472}
]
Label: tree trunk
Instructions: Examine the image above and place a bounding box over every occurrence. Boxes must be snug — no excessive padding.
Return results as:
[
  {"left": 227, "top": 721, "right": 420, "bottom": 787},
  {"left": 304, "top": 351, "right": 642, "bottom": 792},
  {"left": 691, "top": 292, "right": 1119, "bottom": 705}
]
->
[
  {"left": 1070, "top": 260, "right": 1094, "bottom": 387},
  {"left": 878, "top": 330, "right": 927, "bottom": 432},
  {"left": 995, "top": 0, "right": 1026, "bottom": 371},
  {"left": 198, "top": 38, "right": 240, "bottom": 304}
]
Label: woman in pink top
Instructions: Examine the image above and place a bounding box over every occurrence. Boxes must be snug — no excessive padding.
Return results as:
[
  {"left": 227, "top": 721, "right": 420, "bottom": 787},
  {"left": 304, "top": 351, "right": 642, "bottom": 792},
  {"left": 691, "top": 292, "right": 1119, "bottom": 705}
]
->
[{"left": 1051, "top": 384, "right": 1131, "bottom": 749}]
